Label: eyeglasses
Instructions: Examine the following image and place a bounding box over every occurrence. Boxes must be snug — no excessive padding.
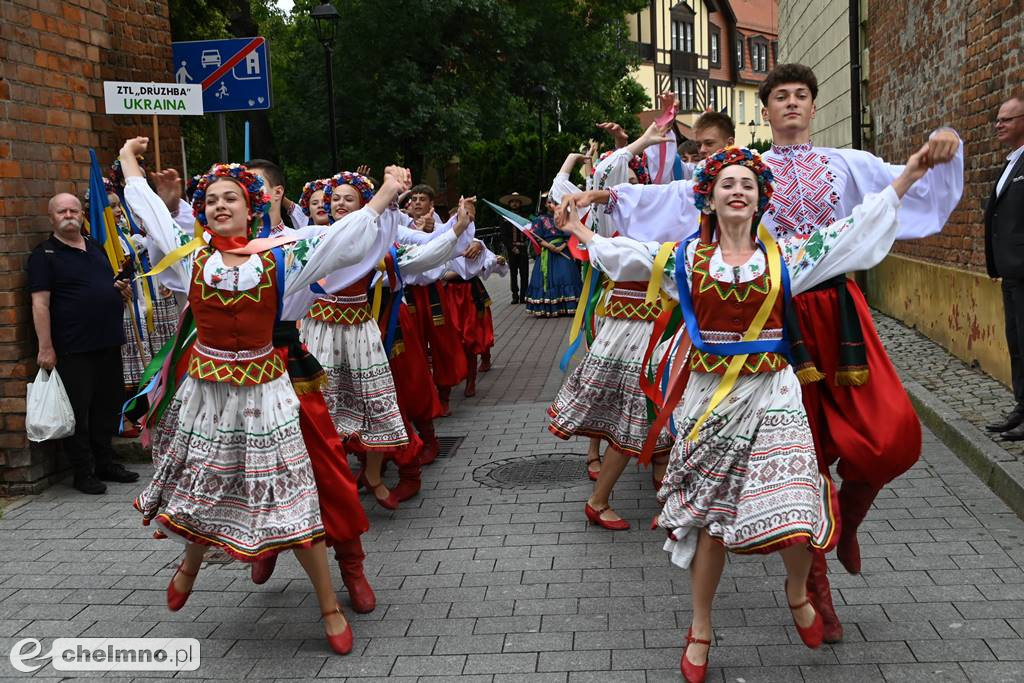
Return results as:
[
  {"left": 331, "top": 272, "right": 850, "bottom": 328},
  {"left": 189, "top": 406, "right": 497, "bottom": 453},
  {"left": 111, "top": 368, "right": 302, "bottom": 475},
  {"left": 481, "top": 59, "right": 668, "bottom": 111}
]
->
[{"left": 996, "top": 114, "right": 1024, "bottom": 125}]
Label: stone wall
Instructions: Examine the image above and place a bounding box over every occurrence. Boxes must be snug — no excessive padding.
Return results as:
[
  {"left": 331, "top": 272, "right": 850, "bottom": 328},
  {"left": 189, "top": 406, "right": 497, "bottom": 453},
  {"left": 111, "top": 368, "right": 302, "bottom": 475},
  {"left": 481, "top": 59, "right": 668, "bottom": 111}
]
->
[{"left": 0, "top": 0, "right": 181, "bottom": 494}]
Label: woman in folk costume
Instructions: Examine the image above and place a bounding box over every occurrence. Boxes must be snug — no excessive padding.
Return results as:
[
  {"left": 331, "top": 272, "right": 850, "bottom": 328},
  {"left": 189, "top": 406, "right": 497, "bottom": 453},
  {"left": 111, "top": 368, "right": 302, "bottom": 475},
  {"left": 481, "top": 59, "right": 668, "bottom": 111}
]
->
[
  {"left": 298, "top": 171, "right": 415, "bottom": 510},
  {"left": 120, "top": 136, "right": 406, "bottom": 656},
  {"left": 523, "top": 195, "right": 582, "bottom": 317},
  {"left": 547, "top": 116, "right": 680, "bottom": 518},
  {"left": 298, "top": 177, "right": 331, "bottom": 227},
  {"left": 442, "top": 244, "right": 508, "bottom": 396},
  {"left": 559, "top": 144, "right": 933, "bottom": 682},
  {"left": 367, "top": 201, "right": 477, "bottom": 499}
]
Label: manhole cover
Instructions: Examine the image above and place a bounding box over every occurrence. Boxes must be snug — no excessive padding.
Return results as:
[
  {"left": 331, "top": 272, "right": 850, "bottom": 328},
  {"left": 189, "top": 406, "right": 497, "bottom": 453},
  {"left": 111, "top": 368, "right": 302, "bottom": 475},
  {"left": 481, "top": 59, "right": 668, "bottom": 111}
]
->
[{"left": 474, "top": 454, "right": 588, "bottom": 490}]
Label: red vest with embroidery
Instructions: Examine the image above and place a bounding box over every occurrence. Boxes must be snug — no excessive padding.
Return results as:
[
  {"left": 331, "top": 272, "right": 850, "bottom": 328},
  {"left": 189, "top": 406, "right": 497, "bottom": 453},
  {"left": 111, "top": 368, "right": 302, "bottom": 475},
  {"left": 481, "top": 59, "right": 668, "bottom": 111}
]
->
[
  {"left": 187, "top": 249, "right": 286, "bottom": 385},
  {"left": 307, "top": 272, "right": 373, "bottom": 325},
  {"left": 604, "top": 281, "right": 663, "bottom": 322},
  {"left": 688, "top": 242, "right": 788, "bottom": 375}
]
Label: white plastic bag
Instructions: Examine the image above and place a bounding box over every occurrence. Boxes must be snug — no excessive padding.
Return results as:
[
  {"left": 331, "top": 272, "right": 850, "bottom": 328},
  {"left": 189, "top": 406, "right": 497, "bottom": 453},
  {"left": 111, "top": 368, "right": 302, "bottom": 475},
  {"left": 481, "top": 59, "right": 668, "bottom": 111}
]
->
[{"left": 25, "top": 368, "right": 76, "bottom": 442}]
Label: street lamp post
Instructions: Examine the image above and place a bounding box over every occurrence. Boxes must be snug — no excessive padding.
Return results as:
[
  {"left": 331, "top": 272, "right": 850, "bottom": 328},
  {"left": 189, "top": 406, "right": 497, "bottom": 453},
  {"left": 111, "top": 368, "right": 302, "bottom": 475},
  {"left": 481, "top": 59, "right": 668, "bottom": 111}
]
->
[
  {"left": 530, "top": 84, "right": 548, "bottom": 213},
  {"left": 311, "top": 3, "right": 341, "bottom": 172},
  {"left": 748, "top": 119, "right": 758, "bottom": 147}
]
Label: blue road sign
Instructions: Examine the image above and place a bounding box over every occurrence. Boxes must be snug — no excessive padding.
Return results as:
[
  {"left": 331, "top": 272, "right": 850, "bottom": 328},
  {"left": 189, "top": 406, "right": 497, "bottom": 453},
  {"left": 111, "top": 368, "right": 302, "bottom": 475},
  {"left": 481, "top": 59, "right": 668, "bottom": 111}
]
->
[{"left": 171, "top": 37, "right": 271, "bottom": 114}]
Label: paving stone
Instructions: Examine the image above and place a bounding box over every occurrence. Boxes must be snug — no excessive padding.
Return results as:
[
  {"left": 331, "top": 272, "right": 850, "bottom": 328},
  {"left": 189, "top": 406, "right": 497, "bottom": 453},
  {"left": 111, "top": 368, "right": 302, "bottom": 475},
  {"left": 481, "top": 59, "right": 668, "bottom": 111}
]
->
[
  {"left": 462, "top": 652, "right": 538, "bottom": 674},
  {"left": 878, "top": 662, "right": 969, "bottom": 681}
]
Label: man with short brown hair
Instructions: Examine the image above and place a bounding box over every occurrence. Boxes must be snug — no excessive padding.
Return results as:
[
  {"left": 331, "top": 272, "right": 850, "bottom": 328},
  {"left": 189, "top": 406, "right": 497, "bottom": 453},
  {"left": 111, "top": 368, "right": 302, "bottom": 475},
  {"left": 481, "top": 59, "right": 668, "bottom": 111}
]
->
[{"left": 692, "top": 111, "right": 736, "bottom": 159}]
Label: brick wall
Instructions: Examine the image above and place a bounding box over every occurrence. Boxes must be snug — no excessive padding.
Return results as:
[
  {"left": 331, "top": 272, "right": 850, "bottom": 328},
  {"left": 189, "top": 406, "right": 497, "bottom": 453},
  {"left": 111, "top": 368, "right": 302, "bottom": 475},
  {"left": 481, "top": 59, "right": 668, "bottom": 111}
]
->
[
  {"left": 0, "top": 0, "right": 181, "bottom": 494},
  {"left": 865, "top": 0, "right": 1023, "bottom": 271}
]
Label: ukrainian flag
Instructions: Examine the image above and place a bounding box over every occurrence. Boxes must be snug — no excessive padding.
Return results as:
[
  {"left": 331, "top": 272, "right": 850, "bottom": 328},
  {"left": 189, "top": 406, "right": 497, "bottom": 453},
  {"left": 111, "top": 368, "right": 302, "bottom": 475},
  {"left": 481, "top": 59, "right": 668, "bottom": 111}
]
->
[{"left": 86, "top": 148, "right": 126, "bottom": 273}]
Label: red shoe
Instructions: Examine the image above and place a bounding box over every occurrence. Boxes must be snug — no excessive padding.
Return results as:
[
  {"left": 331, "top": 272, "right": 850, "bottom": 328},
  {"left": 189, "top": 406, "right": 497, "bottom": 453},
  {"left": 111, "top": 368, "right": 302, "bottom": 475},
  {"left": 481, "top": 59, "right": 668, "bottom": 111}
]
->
[
  {"left": 681, "top": 627, "right": 711, "bottom": 683},
  {"left": 357, "top": 471, "right": 399, "bottom": 510},
  {"left": 251, "top": 555, "right": 277, "bottom": 585},
  {"left": 479, "top": 353, "right": 492, "bottom": 372},
  {"left": 166, "top": 563, "right": 198, "bottom": 612},
  {"left": 584, "top": 503, "right": 630, "bottom": 530},
  {"left": 438, "top": 387, "right": 452, "bottom": 416},
  {"left": 836, "top": 481, "right": 881, "bottom": 575},
  {"left": 786, "top": 580, "right": 824, "bottom": 649},
  {"left": 322, "top": 606, "right": 353, "bottom": 655},
  {"left": 463, "top": 379, "right": 476, "bottom": 397}
]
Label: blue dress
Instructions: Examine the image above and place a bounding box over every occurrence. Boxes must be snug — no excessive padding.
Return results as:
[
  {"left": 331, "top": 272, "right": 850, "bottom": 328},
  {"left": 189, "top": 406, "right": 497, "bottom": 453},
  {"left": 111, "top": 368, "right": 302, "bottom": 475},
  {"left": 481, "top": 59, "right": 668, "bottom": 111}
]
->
[{"left": 525, "top": 214, "right": 582, "bottom": 317}]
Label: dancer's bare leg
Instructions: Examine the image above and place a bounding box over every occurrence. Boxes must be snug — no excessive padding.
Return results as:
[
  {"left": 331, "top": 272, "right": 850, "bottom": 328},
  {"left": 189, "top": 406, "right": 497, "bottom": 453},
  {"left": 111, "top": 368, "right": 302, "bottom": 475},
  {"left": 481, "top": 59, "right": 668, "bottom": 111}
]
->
[
  {"left": 587, "top": 445, "right": 630, "bottom": 521},
  {"left": 780, "top": 544, "right": 816, "bottom": 628},
  {"left": 294, "top": 541, "right": 348, "bottom": 635},
  {"left": 685, "top": 529, "right": 725, "bottom": 667}
]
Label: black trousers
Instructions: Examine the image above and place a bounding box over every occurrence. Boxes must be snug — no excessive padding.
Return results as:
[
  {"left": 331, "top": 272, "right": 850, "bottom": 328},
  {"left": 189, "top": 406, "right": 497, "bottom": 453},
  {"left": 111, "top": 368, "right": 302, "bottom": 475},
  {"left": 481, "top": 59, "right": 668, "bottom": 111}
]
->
[
  {"left": 57, "top": 346, "right": 123, "bottom": 477},
  {"left": 1003, "top": 277, "right": 1024, "bottom": 405},
  {"left": 508, "top": 249, "right": 530, "bottom": 299}
]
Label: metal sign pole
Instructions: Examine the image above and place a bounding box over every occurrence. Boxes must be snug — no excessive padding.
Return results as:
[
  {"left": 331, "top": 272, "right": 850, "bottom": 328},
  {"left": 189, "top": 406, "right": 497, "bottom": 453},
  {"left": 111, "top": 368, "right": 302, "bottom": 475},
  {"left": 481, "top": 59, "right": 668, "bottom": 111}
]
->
[{"left": 218, "top": 113, "right": 228, "bottom": 161}]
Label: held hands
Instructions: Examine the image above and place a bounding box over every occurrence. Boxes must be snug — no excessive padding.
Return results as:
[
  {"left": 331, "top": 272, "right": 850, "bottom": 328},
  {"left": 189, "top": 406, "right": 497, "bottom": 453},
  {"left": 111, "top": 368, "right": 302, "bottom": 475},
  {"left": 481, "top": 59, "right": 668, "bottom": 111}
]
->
[
  {"left": 891, "top": 143, "right": 932, "bottom": 198},
  {"left": 454, "top": 196, "right": 476, "bottom": 237},
  {"left": 382, "top": 165, "right": 412, "bottom": 194},
  {"left": 927, "top": 129, "right": 959, "bottom": 165}
]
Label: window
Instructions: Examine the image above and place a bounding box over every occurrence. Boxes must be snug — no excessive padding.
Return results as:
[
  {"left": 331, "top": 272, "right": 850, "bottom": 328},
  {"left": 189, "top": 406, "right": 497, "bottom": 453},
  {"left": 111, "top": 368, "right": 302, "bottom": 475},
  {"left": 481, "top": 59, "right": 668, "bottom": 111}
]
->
[
  {"left": 735, "top": 36, "right": 744, "bottom": 70},
  {"left": 674, "top": 20, "right": 694, "bottom": 53},
  {"left": 710, "top": 29, "right": 720, "bottom": 65},
  {"left": 739, "top": 90, "right": 746, "bottom": 122},
  {"left": 677, "top": 77, "right": 698, "bottom": 111},
  {"left": 750, "top": 41, "right": 769, "bottom": 72}
]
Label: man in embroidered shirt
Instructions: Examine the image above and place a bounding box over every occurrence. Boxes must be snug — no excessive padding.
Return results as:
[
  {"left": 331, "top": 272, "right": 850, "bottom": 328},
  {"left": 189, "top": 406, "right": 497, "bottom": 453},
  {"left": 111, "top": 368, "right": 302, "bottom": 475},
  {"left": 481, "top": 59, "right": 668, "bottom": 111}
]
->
[
  {"left": 28, "top": 193, "right": 140, "bottom": 494},
  {"left": 756, "top": 63, "right": 963, "bottom": 644},
  {"left": 985, "top": 95, "right": 1024, "bottom": 439}
]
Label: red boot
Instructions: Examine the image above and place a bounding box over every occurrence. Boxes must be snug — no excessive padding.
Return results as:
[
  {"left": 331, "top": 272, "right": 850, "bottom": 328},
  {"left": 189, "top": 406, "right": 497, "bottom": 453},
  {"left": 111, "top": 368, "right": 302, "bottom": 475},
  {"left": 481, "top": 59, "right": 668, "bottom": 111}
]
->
[
  {"left": 390, "top": 460, "right": 422, "bottom": 502},
  {"left": 335, "top": 538, "right": 376, "bottom": 614},
  {"left": 437, "top": 386, "right": 452, "bottom": 417},
  {"left": 463, "top": 353, "right": 477, "bottom": 397},
  {"left": 806, "top": 550, "right": 844, "bottom": 643},
  {"left": 479, "top": 350, "right": 492, "bottom": 372},
  {"left": 837, "top": 480, "right": 881, "bottom": 575},
  {"left": 251, "top": 554, "right": 278, "bottom": 585},
  {"left": 416, "top": 421, "right": 440, "bottom": 466}
]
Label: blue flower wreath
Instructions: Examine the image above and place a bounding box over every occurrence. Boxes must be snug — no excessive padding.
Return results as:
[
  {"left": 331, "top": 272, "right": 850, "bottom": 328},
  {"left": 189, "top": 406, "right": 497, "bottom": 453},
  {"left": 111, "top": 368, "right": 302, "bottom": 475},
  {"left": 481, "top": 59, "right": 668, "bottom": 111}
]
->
[
  {"left": 692, "top": 146, "right": 774, "bottom": 217},
  {"left": 190, "top": 163, "right": 271, "bottom": 238}
]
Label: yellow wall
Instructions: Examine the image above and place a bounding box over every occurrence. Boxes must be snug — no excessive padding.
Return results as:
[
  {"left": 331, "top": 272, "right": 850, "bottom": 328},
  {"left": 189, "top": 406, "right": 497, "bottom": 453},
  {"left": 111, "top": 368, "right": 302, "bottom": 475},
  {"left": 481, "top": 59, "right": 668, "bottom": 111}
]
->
[{"left": 863, "top": 254, "right": 1011, "bottom": 387}]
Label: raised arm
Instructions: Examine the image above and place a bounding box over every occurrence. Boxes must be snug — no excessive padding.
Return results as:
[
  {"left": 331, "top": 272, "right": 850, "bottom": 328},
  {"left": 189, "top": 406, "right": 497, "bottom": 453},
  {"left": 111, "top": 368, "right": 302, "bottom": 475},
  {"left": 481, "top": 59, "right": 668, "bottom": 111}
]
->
[{"left": 788, "top": 144, "right": 932, "bottom": 293}]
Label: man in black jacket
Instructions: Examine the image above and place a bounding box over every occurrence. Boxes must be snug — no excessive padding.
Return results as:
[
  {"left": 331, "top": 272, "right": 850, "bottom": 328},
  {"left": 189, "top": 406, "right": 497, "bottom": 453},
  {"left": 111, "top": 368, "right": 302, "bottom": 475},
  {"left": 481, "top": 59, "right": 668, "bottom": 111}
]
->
[
  {"left": 985, "top": 95, "right": 1024, "bottom": 439},
  {"left": 28, "top": 193, "right": 139, "bottom": 493}
]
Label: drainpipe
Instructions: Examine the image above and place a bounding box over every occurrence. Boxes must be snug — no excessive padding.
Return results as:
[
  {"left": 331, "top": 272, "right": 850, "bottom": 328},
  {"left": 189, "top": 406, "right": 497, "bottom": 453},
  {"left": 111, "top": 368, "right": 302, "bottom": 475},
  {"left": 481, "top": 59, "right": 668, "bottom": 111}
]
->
[{"left": 848, "top": 0, "right": 862, "bottom": 149}]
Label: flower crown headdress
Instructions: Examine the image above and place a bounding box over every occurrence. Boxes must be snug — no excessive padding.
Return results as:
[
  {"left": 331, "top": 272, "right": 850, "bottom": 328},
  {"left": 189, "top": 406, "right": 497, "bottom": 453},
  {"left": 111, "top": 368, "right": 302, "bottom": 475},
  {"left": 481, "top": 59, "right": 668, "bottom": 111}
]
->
[
  {"left": 323, "top": 171, "right": 375, "bottom": 207},
  {"left": 190, "top": 163, "right": 271, "bottom": 239},
  {"left": 298, "top": 178, "right": 330, "bottom": 216},
  {"left": 692, "top": 146, "right": 774, "bottom": 217}
]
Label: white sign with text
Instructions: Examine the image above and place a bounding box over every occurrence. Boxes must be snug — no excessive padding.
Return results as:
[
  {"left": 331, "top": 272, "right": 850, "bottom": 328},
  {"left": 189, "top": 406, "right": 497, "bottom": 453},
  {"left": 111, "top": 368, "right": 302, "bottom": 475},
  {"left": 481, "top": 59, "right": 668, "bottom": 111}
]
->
[{"left": 103, "top": 81, "right": 204, "bottom": 116}]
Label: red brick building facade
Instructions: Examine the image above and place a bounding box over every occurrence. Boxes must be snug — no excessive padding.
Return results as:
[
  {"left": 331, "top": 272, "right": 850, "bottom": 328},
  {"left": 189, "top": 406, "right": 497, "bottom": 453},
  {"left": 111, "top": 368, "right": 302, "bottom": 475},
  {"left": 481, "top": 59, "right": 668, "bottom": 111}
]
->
[
  {"left": 1, "top": 0, "right": 181, "bottom": 494},
  {"left": 860, "top": 0, "right": 1023, "bottom": 384},
  {"left": 866, "top": 0, "right": 1023, "bottom": 270}
]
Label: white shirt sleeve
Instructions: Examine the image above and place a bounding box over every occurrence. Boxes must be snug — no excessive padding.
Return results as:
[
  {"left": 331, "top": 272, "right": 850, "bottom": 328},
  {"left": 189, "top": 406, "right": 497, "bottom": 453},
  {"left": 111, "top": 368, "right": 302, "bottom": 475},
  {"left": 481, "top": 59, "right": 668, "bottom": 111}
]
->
[
  {"left": 123, "top": 176, "right": 193, "bottom": 294},
  {"left": 282, "top": 205, "right": 383, "bottom": 297},
  {"left": 608, "top": 179, "right": 699, "bottom": 243},
  {"left": 396, "top": 230, "right": 459, "bottom": 277},
  {"left": 289, "top": 202, "right": 310, "bottom": 229},
  {"left": 787, "top": 186, "right": 902, "bottom": 294},
  {"left": 587, "top": 234, "right": 680, "bottom": 301},
  {"left": 833, "top": 140, "right": 963, "bottom": 240}
]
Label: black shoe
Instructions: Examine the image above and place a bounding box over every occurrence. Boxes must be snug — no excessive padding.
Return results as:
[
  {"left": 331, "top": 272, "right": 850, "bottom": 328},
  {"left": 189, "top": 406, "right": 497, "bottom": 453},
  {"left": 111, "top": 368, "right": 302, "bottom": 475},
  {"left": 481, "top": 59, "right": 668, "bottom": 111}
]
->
[
  {"left": 986, "top": 407, "right": 1024, "bottom": 433},
  {"left": 1002, "top": 423, "right": 1024, "bottom": 441},
  {"left": 511, "top": 295, "right": 520, "bottom": 304},
  {"left": 74, "top": 475, "right": 107, "bottom": 495},
  {"left": 95, "top": 463, "right": 140, "bottom": 483}
]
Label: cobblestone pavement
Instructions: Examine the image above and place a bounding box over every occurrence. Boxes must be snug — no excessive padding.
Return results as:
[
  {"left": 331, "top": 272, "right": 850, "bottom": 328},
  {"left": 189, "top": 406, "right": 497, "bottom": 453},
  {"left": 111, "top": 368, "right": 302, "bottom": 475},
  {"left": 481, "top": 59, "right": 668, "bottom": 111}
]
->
[
  {"left": 2, "top": 282, "right": 1024, "bottom": 682},
  {"left": 873, "top": 311, "right": 1024, "bottom": 460}
]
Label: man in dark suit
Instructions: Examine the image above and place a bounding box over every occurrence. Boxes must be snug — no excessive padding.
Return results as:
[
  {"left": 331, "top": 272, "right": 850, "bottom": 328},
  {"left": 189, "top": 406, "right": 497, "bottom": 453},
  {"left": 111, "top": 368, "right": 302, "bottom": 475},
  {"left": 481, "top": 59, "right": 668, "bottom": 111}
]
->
[{"left": 985, "top": 95, "right": 1024, "bottom": 439}]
